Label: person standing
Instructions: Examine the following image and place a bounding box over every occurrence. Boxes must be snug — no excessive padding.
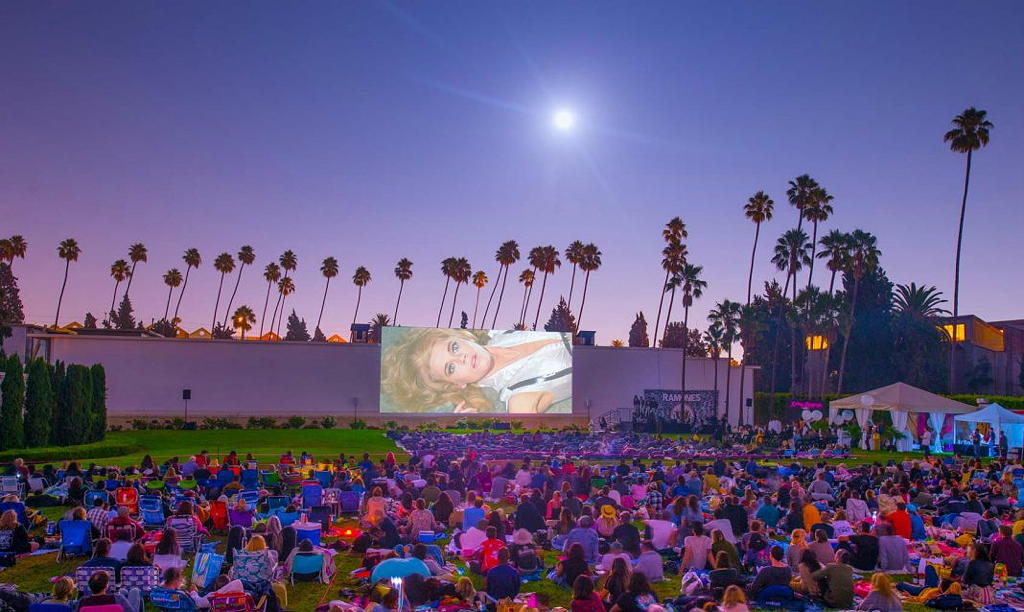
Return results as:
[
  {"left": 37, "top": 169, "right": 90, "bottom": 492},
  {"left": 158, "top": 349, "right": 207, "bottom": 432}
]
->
[
  {"left": 999, "top": 431, "right": 1009, "bottom": 461},
  {"left": 973, "top": 428, "right": 982, "bottom": 458}
]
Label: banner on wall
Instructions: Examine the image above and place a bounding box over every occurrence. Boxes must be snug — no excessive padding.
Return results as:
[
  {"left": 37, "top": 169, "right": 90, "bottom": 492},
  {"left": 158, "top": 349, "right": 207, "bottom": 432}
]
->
[{"left": 642, "top": 389, "right": 718, "bottom": 429}]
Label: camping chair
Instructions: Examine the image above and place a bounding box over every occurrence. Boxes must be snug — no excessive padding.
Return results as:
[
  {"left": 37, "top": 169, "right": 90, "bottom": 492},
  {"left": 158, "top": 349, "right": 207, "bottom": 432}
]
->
[
  {"left": 277, "top": 511, "right": 300, "bottom": 527},
  {"left": 339, "top": 490, "right": 362, "bottom": 514},
  {"left": 314, "top": 470, "right": 332, "bottom": 489},
  {"left": 238, "top": 490, "right": 260, "bottom": 510},
  {"left": 28, "top": 604, "right": 74, "bottom": 612},
  {"left": 119, "top": 565, "right": 161, "bottom": 594},
  {"left": 301, "top": 482, "right": 322, "bottom": 509},
  {"left": 216, "top": 469, "right": 236, "bottom": 489},
  {"left": 139, "top": 495, "right": 165, "bottom": 526},
  {"left": 266, "top": 495, "right": 289, "bottom": 512},
  {"left": 229, "top": 550, "right": 275, "bottom": 589},
  {"left": 259, "top": 471, "right": 280, "bottom": 487},
  {"left": 309, "top": 505, "right": 333, "bottom": 530},
  {"left": 228, "top": 508, "right": 253, "bottom": 528},
  {"left": 114, "top": 487, "right": 139, "bottom": 514},
  {"left": 288, "top": 552, "right": 326, "bottom": 583},
  {"left": 0, "top": 476, "right": 22, "bottom": 497},
  {"left": 104, "top": 478, "right": 121, "bottom": 491},
  {"left": 209, "top": 500, "right": 229, "bottom": 530},
  {"left": 208, "top": 592, "right": 261, "bottom": 612},
  {"left": 74, "top": 565, "right": 117, "bottom": 593},
  {"left": 57, "top": 519, "right": 92, "bottom": 562},
  {"left": 167, "top": 516, "right": 202, "bottom": 554},
  {"left": 28, "top": 476, "right": 47, "bottom": 494},
  {"left": 149, "top": 587, "right": 200, "bottom": 611},
  {"left": 0, "top": 501, "right": 29, "bottom": 528},
  {"left": 755, "top": 585, "right": 798, "bottom": 609},
  {"left": 85, "top": 489, "right": 109, "bottom": 509},
  {"left": 240, "top": 469, "right": 260, "bottom": 490},
  {"left": 192, "top": 542, "right": 226, "bottom": 591}
]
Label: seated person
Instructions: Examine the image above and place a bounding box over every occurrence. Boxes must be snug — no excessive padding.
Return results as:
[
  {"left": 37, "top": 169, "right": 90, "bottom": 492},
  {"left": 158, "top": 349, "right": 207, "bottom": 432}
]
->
[
  {"left": 634, "top": 540, "right": 664, "bottom": 582},
  {"left": 161, "top": 567, "right": 245, "bottom": 608},
  {"left": 0, "top": 508, "right": 35, "bottom": 555},
  {"left": 41, "top": 577, "right": 77, "bottom": 607},
  {"left": 79, "top": 570, "right": 140, "bottom": 612},
  {"left": 563, "top": 516, "right": 600, "bottom": 563},
  {"left": 108, "top": 505, "right": 145, "bottom": 541},
  {"left": 457, "top": 519, "right": 489, "bottom": 557},
  {"left": 556, "top": 543, "right": 590, "bottom": 588},
  {"left": 153, "top": 529, "right": 186, "bottom": 571},
  {"left": 508, "top": 529, "right": 543, "bottom": 574},
  {"left": 123, "top": 542, "right": 153, "bottom": 569},
  {"left": 599, "top": 541, "right": 632, "bottom": 572},
  {"left": 485, "top": 548, "right": 521, "bottom": 601},
  {"left": 747, "top": 546, "right": 792, "bottom": 598},
  {"left": 470, "top": 526, "right": 506, "bottom": 575},
  {"left": 81, "top": 538, "right": 123, "bottom": 581}
]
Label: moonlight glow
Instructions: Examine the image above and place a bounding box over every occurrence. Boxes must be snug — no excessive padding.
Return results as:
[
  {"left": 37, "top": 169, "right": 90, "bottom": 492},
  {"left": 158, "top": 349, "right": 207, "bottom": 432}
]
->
[{"left": 552, "top": 109, "right": 576, "bottom": 131}]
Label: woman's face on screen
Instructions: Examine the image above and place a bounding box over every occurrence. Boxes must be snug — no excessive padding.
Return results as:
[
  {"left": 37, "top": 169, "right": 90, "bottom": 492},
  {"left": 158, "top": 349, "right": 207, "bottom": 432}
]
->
[{"left": 426, "top": 336, "right": 493, "bottom": 387}]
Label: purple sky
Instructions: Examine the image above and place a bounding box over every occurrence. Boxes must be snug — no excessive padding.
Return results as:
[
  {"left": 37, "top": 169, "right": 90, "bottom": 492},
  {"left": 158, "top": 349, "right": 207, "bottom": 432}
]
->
[{"left": 2, "top": 1, "right": 1022, "bottom": 343}]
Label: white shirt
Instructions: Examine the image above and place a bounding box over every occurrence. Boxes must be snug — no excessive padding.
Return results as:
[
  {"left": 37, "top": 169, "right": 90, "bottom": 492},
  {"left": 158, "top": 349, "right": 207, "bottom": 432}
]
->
[
  {"left": 477, "top": 331, "right": 573, "bottom": 413},
  {"left": 645, "top": 519, "right": 676, "bottom": 550}
]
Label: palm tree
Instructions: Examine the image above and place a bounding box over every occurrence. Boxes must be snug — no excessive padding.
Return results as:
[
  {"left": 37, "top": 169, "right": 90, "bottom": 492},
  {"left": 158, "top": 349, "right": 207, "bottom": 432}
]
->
[
  {"left": 54, "top": 238, "right": 81, "bottom": 328},
  {"left": 708, "top": 299, "right": 741, "bottom": 422},
  {"left": 743, "top": 192, "right": 774, "bottom": 304},
  {"left": 471, "top": 270, "right": 488, "bottom": 329},
  {"left": 785, "top": 174, "right": 820, "bottom": 234},
  {"left": 258, "top": 262, "right": 281, "bottom": 339},
  {"left": 816, "top": 291, "right": 844, "bottom": 397},
  {"left": 370, "top": 313, "right": 391, "bottom": 342},
  {"left": 517, "top": 269, "right": 535, "bottom": 326},
  {"left": 316, "top": 256, "right": 340, "bottom": 335},
  {"left": 488, "top": 241, "right": 521, "bottom": 329},
  {"left": 575, "top": 243, "right": 603, "bottom": 333},
  {"left": 173, "top": 248, "right": 201, "bottom": 323},
  {"left": 447, "top": 257, "right": 472, "bottom": 328},
  {"left": 531, "top": 246, "right": 561, "bottom": 330},
  {"left": 232, "top": 305, "right": 256, "bottom": 339},
  {"left": 435, "top": 257, "right": 457, "bottom": 327},
  {"left": 272, "top": 250, "right": 298, "bottom": 337},
  {"left": 522, "top": 247, "right": 543, "bottom": 326},
  {"left": 122, "top": 243, "right": 148, "bottom": 301},
  {"left": 274, "top": 277, "right": 295, "bottom": 337},
  {"left": 0, "top": 235, "right": 27, "bottom": 270},
  {"left": 894, "top": 283, "right": 949, "bottom": 320},
  {"left": 817, "top": 230, "right": 853, "bottom": 294},
  {"left": 653, "top": 217, "right": 688, "bottom": 344},
  {"left": 678, "top": 263, "right": 707, "bottom": 395},
  {"left": 704, "top": 323, "right": 725, "bottom": 417},
  {"left": 944, "top": 107, "right": 993, "bottom": 392},
  {"left": 222, "top": 245, "right": 255, "bottom": 326},
  {"left": 107, "top": 259, "right": 131, "bottom": 318},
  {"left": 836, "top": 230, "right": 881, "bottom": 395},
  {"left": 392, "top": 258, "right": 413, "bottom": 325},
  {"left": 771, "top": 229, "right": 812, "bottom": 303},
  {"left": 657, "top": 242, "right": 687, "bottom": 346},
  {"left": 162, "top": 269, "right": 183, "bottom": 321},
  {"left": 352, "top": 266, "right": 371, "bottom": 325},
  {"left": 801, "top": 187, "right": 834, "bottom": 289},
  {"left": 211, "top": 252, "right": 236, "bottom": 332},
  {"left": 564, "top": 240, "right": 586, "bottom": 310}
]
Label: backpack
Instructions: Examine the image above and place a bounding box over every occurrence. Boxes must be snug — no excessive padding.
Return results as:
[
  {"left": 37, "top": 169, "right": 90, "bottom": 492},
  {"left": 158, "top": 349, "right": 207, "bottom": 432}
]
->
[{"left": 747, "top": 531, "right": 768, "bottom": 552}]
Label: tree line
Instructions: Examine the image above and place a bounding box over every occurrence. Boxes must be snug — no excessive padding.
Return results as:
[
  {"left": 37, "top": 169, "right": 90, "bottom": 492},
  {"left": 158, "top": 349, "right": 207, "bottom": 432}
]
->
[{"left": 0, "top": 353, "right": 106, "bottom": 452}]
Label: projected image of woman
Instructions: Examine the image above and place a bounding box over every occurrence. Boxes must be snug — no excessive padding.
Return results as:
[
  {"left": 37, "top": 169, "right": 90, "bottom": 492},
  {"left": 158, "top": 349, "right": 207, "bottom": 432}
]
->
[{"left": 380, "top": 328, "right": 572, "bottom": 414}]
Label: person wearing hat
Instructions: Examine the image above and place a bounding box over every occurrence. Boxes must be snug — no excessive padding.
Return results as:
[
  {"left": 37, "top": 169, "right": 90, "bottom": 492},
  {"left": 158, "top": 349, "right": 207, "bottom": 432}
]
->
[
  {"left": 509, "top": 529, "right": 542, "bottom": 574},
  {"left": 597, "top": 505, "right": 618, "bottom": 538}
]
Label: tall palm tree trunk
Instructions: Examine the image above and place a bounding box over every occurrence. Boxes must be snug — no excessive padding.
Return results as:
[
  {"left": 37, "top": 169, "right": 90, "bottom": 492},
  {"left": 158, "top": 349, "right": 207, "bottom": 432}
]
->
[
  {"left": 491, "top": 266, "right": 510, "bottom": 329},
  {"left": 836, "top": 278, "right": 861, "bottom": 396},
  {"left": 276, "top": 295, "right": 289, "bottom": 337},
  {"left": 661, "top": 288, "right": 677, "bottom": 347},
  {"left": 223, "top": 265, "right": 245, "bottom": 326},
  {"left": 124, "top": 262, "right": 138, "bottom": 301},
  {"left": 163, "top": 285, "right": 174, "bottom": 321},
  {"left": 259, "top": 281, "right": 272, "bottom": 338},
  {"left": 828, "top": 270, "right": 837, "bottom": 295},
  {"left": 172, "top": 266, "right": 191, "bottom": 322},
  {"left": 269, "top": 284, "right": 284, "bottom": 336},
  {"left": 393, "top": 280, "right": 405, "bottom": 325},
  {"left": 436, "top": 278, "right": 451, "bottom": 327},
  {"left": 790, "top": 277, "right": 799, "bottom": 393},
  {"left": 532, "top": 272, "right": 550, "bottom": 330},
  {"left": 575, "top": 271, "right": 592, "bottom": 334},
  {"left": 448, "top": 282, "right": 462, "bottom": 328},
  {"left": 807, "top": 221, "right": 819, "bottom": 290},
  {"left": 212, "top": 273, "right": 226, "bottom": 332},
  {"left": 316, "top": 277, "right": 332, "bottom": 333},
  {"left": 481, "top": 264, "right": 502, "bottom": 328},
  {"left": 54, "top": 261, "right": 70, "bottom": 327},
  {"left": 567, "top": 264, "right": 578, "bottom": 311},
  {"left": 353, "top": 287, "right": 363, "bottom": 325},
  {"left": 472, "top": 287, "right": 482, "bottom": 328},
  {"left": 653, "top": 269, "right": 670, "bottom": 346},
  {"left": 110, "top": 281, "right": 121, "bottom": 317},
  {"left": 712, "top": 354, "right": 720, "bottom": 420},
  {"left": 725, "top": 347, "right": 733, "bottom": 423},
  {"left": 950, "top": 149, "right": 972, "bottom": 393},
  {"left": 518, "top": 284, "right": 530, "bottom": 326},
  {"left": 746, "top": 223, "right": 761, "bottom": 304},
  {"left": 680, "top": 305, "right": 690, "bottom": 394}
]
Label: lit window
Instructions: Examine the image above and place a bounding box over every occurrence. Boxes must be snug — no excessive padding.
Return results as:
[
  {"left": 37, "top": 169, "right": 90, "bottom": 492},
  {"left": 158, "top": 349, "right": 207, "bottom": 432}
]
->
[
  {"left": 805, "top": 335, "right": 828, "bottom": 350},
  {"left": 940, "top": 323, "right": 966, "bottom": 342}
]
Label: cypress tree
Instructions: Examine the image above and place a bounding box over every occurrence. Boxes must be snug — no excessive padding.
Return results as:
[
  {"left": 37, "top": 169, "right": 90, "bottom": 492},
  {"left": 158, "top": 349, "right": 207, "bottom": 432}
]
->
[
  {"left": 51, "top": 361, "right": 70, "bottom": 445},
  {"left": 0, "top": 355, "right": 25, "bottom": 451},
  {"left": 64, "top": 365, "right": 93, "bottom": 445},
  {"left": 89, "top": 364, "right": 107, "bottom": 442},
  {"left": 24, "top": 358, "right": 54, "bottom": 447}
]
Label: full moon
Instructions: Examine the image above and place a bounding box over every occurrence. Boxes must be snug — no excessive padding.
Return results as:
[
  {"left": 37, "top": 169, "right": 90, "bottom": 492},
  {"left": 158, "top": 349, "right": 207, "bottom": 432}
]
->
[{"left": 552, "top": 109, "right": 576, "bottom": 131}]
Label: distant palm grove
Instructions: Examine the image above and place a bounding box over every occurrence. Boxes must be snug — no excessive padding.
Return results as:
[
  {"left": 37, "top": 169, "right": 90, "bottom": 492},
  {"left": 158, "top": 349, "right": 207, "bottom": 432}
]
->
[{"left": 2, "top": 107, "right": 1015, "bottom": 401}]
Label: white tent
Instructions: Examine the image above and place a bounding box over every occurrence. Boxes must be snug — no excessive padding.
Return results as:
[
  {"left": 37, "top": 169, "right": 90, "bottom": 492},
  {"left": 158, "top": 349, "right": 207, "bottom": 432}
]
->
[
  {"left": 954, "top": 403, "right": 1024, "bottom": 446},
  {"left": 829, "top": 382, "right": 975, "bottom": 451}
]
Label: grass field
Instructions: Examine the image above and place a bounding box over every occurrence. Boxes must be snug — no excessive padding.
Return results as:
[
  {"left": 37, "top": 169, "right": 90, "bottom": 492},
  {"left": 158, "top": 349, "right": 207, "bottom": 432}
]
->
[{"left": 0, "top": 430, "right": 935, "bottom": 610}]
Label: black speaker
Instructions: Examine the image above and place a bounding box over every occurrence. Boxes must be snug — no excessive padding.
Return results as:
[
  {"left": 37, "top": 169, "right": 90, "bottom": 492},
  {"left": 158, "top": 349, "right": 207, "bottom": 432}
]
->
[{"left": 182, "top": 389, "right": 192, "bottom": 400}]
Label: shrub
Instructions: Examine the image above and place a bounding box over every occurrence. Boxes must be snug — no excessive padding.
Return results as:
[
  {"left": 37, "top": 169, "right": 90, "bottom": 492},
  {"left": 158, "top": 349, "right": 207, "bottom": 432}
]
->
[
  {"left": 320, "top": 416, "right": 336, "bottom": 429},
  {"left": 201, "top": 417, "right": 242, "bottom": 430},
  {"left": 169, "top": 417, "right": 186, "bottom": 430},
  {"left": 89, "top": 364, "right": 107, "bottom": 442},
  {"left": 302, "top": 423, "right": 320, "bottom": 429},
  {"left": 23, "top": 358, "right": 54, "bottom": 447},
  {"left": 349, "top": 418, "right": 367, "bottom": 430},
  {"left": 246, "top": 417, "right": 276, "bottom": 429},
  {"left": 384, "top": 420, "right": 398, "bottom": 432},
  {"left": 1, "top": 355, "right": 26, "bottom": 451},
  {"left": 131, "top": 419, "right": 150, "bottom": 431},
  {"left": 285, "top": 416, "right": 306, "bottom": 429}
]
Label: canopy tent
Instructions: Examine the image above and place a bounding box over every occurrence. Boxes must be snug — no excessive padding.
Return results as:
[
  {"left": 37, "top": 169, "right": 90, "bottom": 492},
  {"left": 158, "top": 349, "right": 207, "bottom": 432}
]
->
[
  {"left": 829, "top": 382, "right": 975, "bottom": 451},
  {"left": 953, "top": 403, "right": 1024, "bottom": 447}
]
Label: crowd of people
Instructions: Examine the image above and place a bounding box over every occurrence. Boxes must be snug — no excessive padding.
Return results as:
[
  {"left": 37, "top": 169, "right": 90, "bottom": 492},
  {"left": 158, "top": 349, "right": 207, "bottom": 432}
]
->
[{"left": 2, "top": 436, "right": 1024, "bottom": 611}]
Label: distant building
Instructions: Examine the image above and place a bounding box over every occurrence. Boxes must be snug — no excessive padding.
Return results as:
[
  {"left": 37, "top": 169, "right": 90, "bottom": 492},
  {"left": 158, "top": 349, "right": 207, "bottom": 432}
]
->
[{"left": 941, "top": 315, "right": 1024, "bottom": 396}]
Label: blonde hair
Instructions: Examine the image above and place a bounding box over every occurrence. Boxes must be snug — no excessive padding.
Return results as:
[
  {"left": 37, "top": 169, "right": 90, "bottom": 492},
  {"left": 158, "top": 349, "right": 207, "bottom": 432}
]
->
[
  {"left": 870, "top": 572, "right": 895, "bottom": 598},
  {"left": 790, "top": 529, "right": 807, "bottom": 547},
  {"left": 245, "top": 535, "right": 267, "bottom": 551},
  {"left": 72, "top": 507, "right": 87, "bottom": 521},
  {"left": 380, "top": 328, "right": 495, "bottom": 413},
  {"left": 722, "top": 585, "right": 746, "bottom": 606},
  {"left": 52, "top": 576, "right": 76, "bottom": 600},
  {"left": 455, "top": 576, "right": 476, "bottom": 599},
  {"left": 0, "top": 510, "right": 18, "bottom": 530}
]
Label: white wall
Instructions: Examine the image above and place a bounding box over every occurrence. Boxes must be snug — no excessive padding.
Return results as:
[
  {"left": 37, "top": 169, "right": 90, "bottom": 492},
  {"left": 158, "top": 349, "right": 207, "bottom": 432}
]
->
[{"left": 5, "top": 331, "right": 753, "bottom": 425}]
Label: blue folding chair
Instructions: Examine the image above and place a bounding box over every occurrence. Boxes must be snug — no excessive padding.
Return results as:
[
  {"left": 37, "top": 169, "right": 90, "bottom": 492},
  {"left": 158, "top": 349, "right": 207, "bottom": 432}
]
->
[
  {"left": 104, "top": 479, "right": 121, "bottom": 491},
  {"left": 267, "top": 495, "right": 289, "bottom": 512},
  {"left": 314, "top": 471, "right": 332, "bottom": 489},
  {"left": 150, "top": 587, "right": 200, "bottom": 611},
  {"left": 240, "top": 469, "right": 260, "bottom": 490},
  {"left": 301, "top": 483, "right": 323, "bottom": 509},
  {"left": 56, "top": 519, "right": 92, "bottom": 562},
  {"left": 239, "top": 489, "right": 260, "bottom": 510},
  {"left": 215, "top": 469, "right": 236, "bottom": 488},
  {"left": 139, "top": 495, "right": 165, "bottom": 526},
  {"left": 339, "top": 490, "right": 361, "bottom": 514},
  {"left": 84, "top": 489, "right": 108, "bottom": 509}
]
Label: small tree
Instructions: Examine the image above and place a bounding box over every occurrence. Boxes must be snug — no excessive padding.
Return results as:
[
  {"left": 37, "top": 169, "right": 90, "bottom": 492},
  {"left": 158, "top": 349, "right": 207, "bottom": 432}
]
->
[
  {"left": 89, "top": 364, "right": 107, "bottom": 442},
  {"left": 543, "top": 297, "right": 577, "bottom": 333},
  {"left": 57, "top": 364, "right": 92, "bottom": 445},
  {"left": 460, "top": 311, "right": 468, "bottom": 329},
  {"left": 312, "top": 327, "right": 326, "bottom": 342},
  {"left": 628, "top": 312, "right": 650, "bottom": 347},
  {"left": 50, "top": 361, "right": 67, "bottom": 445},
  {"left": 0, "top": 263, "right": 24, "bottom": 339},
  {"left": 112, "top": 294, "right": 136, "bottom": 330},
  {"left": 284, "top": 310, "right": 310, "bottom": 342},
  {"left": 24, "top": 357, "right": 54, "bottom": 447},
  {"left": 661, "top": 322, "right": 685, "bottom": 348},
  {"left": 151, "top": 318, "right": 177, "bottom": 338},
  {"left": 0, "top": 355, "right": 25, "bottom": 450},
  {"left": 83, "top": 312, "right": 98, "bottom": 329},
  {"left": 210, "top": 322, "right": 234, "bottom": 339}
]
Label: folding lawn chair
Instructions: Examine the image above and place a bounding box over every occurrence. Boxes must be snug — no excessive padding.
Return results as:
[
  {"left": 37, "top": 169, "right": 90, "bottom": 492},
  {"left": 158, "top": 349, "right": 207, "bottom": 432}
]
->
[{"left": 57, "top": 519, "right": 92, "bottom": 562}]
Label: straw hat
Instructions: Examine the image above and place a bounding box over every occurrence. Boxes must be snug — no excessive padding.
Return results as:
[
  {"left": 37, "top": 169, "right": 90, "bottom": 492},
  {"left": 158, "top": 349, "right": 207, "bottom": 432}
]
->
[
  {"left": 512, "top": 529, "right": 533, "bottom": 545},
  {"left": 600, "top": 504, "right": 617, "bottom": 520}
]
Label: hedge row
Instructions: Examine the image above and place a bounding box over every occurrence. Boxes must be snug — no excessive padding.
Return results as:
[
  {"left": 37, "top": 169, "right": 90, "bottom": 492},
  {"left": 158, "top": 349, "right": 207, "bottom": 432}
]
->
[{"left": 0, "top": 441, "right": 143, "bottom": 464}]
